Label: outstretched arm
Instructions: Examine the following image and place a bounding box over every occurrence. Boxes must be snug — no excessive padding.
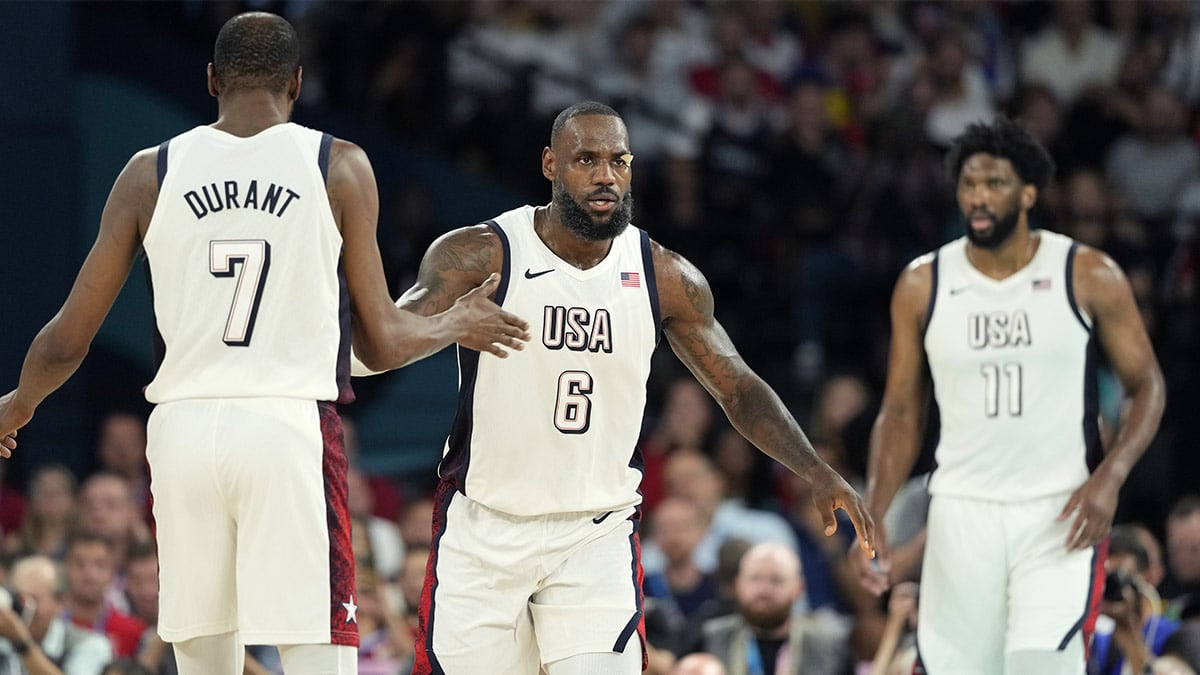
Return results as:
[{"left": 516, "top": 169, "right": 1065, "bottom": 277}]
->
[
  {"left": 0, "top": 149, "right": 155, "bottom": 457},
  {"left": 329, "top": 141, "right": 527, "bottom": 373},
  {"left": 1057, "top": 247, "right": 1165, "bottom": 550},
  {"left": 654, "top": 242, "right": 874, "bottom": 556}
]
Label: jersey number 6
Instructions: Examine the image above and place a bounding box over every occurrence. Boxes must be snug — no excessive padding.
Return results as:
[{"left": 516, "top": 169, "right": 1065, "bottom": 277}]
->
[{"left": 554, "top": 370, "right": 593, "bottom": 434}]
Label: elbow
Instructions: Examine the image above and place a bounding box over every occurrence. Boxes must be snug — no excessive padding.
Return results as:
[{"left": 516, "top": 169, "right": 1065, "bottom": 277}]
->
[{"left": 37, "top": 325, "right": 90, "bottom": 369}]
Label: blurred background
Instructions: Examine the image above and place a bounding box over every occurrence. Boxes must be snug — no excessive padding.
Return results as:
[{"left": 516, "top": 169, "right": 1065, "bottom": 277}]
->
[{"left": 1, "top": 0, "right": 1198, "bottom": 542}]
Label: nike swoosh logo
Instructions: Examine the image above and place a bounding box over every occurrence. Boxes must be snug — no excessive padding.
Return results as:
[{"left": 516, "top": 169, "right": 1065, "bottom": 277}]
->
[
  {"left": 524, "top": 268, "right": 554, "bottom": 279},
  {"left": 592, "top": 510, "right": 614, "bottom": 525},
  {"left": 949, "top": 286, "right": 970, "bottom": 295}
]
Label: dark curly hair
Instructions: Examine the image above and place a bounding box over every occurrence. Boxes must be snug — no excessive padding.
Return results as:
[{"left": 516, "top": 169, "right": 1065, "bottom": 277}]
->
[
  {"left": 213, "top": 12, "right": 300, "bottom": 95},
  {"left": 944, "top": 116, "right": 1056, "bottom": 189}
]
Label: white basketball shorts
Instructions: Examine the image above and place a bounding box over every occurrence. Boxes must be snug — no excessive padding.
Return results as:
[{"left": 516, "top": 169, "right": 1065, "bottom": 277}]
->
[
  {"left": 916, "top": 492, "right": 1105, "bottom": 675},
  {"left": 147, "top": 398, "right": 358, "bottom": 646},
  {"left": 413, "top": 479, "right": 645, "bottom": 674}
]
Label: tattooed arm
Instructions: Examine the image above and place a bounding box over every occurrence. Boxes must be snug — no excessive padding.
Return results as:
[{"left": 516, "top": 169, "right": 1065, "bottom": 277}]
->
[
  {"left": 396, "top": 225, "right": 504, "bottom": 316},
  {"left": 350, "top": 225, "right": 508, "bottom": 376},
  {"left": 654, "top": 241, "right": 875, "bottom": 555}
]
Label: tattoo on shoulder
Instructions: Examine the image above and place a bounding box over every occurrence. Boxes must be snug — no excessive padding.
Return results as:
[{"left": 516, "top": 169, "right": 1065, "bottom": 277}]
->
[{"left": 430, "top": 230, "right": 495, "bottom": 275}]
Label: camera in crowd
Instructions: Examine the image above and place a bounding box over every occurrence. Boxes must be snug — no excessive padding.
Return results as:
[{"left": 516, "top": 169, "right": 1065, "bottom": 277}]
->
[{"left": 1103, "top": 569, "right": 1139, "bottom": 603}]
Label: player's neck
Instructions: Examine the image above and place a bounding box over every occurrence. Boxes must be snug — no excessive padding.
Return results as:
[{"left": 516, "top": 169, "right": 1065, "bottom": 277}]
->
[
  {"left": 535, "top": 204, "right": 613, "bottom": 271},
  {"left": 213, "top": 91, "right": 293, "bottom": 137},
  {"left": 966, "top": 227, "right": 1039, "bottom": 280}
]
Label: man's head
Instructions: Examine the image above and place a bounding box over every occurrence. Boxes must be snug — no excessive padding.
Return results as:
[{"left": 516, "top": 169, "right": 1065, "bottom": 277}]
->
[
  {"left": 96, "top": 412, "right": 146, "bottom": 480},
  {"left": 1167, "top": 496, "right": 1200, "bottom": 586},
  {"left": 124, "top": 544, "right": 159, "bottom": 625},
  {"left": 734, "top": 542, "right": 804, "bottom": 634},
  {"left": 651, "top": 496, "right": 710, "bottom": 565},
  {"left": 78, "top": 472, "right": 137, "bottom": 542},
  {"left": 663, "top": 450, "right": 726, "bottom": 516},
  {"left": 945, "top": 116, "right": 1055, "bottom": 249},
  {"left": 209, "top": 12, "right": 301, "bottom": 98},
  {"left": 544, "top": 101, "right": 634, "bottom": 241},
  {"left": 64, "top": 534, "right": 117, "bottom": 606},
  {"left": 9, "top": 555, "right": 64, "bottom": 642}
]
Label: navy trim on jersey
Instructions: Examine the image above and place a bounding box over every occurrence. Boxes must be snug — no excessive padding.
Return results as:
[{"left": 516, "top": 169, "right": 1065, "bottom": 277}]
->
[
  {"left": 156, "top": 140, "right": 169, "bottom": 189},
  {"left": 1057, "top": 544, "right": 1102, "bottom": 650},
  {"left": 638, "top": 229, "right": 662, "bottom": 343},
  {"left": 335, "top": 254, "right": 355, "bottom": 405},
  {"left": 318, "top": 133, "right": 333, "bottom": 183},
  {"left": 486, "top": 220, "right": 511, "bottom": 305},
  {"left": 1065, "top": 242, "right": 1089, "bottom": 330},
  {"left": 440, "top": 221, "right": 509, "bottom": 489},
  {"left": 144, "top": 258, "right": 167, "bottom": 369},
  {"left": 613, "top": 516, "right": 644, "bottom": 654},
  {"left": 1083, "top": 334, "right": 1102, "bottom": 472},
  {"left": 923, "top": 250, "right": 939, "bottom": 335}
]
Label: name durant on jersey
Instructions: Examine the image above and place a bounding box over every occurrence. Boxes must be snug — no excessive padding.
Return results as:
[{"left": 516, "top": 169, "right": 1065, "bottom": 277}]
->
[{"left": 184, "top": 180, "right": 301, "bottom": 220}]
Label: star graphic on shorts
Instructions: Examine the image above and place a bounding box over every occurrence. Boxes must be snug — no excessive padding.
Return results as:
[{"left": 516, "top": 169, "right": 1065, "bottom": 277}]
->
[{"left": 342, "top": 595, "right": 358, "bottom": 623}]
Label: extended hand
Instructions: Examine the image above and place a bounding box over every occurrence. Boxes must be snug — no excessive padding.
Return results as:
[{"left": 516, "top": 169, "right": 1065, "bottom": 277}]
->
[
  {"left": 452, "top": 274, "right": 531, "bottom": 357},
  {"left": 0, "top": 390, "right": 32, "bottom": 459},
  {"left": 849, "top": 520, "right": 891, "bottom": 596},
  {"left": 811, "top": 464, "right": 875, "bottom": 559},
  {"left": 1057, "top": 471, "right": 1119, "bottom": 551}
]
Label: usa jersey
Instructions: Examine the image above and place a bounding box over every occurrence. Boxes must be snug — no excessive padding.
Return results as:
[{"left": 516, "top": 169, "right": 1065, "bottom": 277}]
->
[
  {"left": 143, "top": 123, "right": 350, "bottom": 404},
  {"left": 440, "top": 206, "right": 661, "bottom": 516},
  {"left": 923, "top": 231, "right": 1099, "bottom": 501}
]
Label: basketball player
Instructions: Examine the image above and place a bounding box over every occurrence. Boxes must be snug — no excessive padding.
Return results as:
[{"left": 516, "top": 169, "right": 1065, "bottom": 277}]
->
[
  {"left": 356, "top": 101, "right": 875, "bottom": 674},
  {"left": 859, "top": 117, "right": 1165, "bottom": 674},
  {"left": 0, "top": 12, "right": 528, "bottom": 675}
]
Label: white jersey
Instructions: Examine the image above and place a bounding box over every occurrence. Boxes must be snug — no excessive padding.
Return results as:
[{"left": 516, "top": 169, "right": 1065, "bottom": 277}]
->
[
  {"left": 440, "top": 206, "right": 660, "bottom": 516},
  {"left": 924, "top": 231, "right": 1099, "bottom": 501},
  {"left": 143, "top": 123, "right": 351, "bottom": 404}
]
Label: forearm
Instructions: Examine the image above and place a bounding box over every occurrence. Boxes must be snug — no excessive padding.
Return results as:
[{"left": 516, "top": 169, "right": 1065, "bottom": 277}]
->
[
  {"left": 718, "top": 372, "right": 822, "bottom": 478},
  {"left": 20, "top": 644, "right": 66, "bottom": 675},
  {"left": 13, "top": 318, "right": 90, "bottom": 415},
  {"left": 865, "top": 411, "right": 922, "bottom": 519},
  {"left": 1098, "top": 377, "right": 1166, "bottom": 486},
  {"left": 352, "top": 307, "right": 459, "bottom": 372}
]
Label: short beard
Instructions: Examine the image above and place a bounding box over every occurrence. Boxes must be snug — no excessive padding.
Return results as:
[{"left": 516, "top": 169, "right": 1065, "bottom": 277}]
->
[
  {"left": 737, "top": 598, "right": 791, "bottom": 632},
  {"left": 553, "top": 181, "right": 633, "bottom": 241},
  {"left": 964, "top": 203, "right": 1021, "bottom": 249}
]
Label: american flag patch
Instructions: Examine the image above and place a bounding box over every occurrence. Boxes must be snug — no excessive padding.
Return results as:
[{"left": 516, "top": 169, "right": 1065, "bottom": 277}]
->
[
  {"left": 1033, "top": 278, "right": 1052, "bottom": 290},
  {"left": 620, "top": 272, "right": 641, "bottom": 287}
]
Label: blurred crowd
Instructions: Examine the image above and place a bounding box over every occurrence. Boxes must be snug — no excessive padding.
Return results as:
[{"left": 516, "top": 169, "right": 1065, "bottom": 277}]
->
[{"left": 4, "top": 1, "right": 1200, "bottom": 673}]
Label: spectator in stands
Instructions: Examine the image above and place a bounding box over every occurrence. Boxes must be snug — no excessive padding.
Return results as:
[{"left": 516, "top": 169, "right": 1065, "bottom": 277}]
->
[
  {"left": 4, "top": 463, "right": 77, "bottom": 561},
  {"left": 94, "top": 411, "right": 152, "bottom": 522},
  {"left": 694, "top": 542, "right": 851, "bottom": 675},
  {"left": 643, "top": 496, "right": 719, "bottom": 643},
  {"left": 62, "top": 533, "right": 146, "bottom": 658},
  {"left": 1164, "top": 496, "right": 1200, "bottom": 620},
  {"left": 0, "top": 554, "right": 113, "bottom": 674},
  {"left": 1019, "top": 0, "right": 1125, "bottom": 107}
]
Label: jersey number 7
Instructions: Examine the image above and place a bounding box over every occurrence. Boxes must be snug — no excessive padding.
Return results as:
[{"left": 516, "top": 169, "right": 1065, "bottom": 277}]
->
[{"left": 210, "top": 239, "right": 272, "bottom": 347}]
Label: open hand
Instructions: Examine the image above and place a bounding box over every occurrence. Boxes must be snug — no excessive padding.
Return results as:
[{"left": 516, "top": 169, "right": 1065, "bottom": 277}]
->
[
  {"left": 810, "top": 464, "right": 875, "bottom": 559},
  {"left": 452, "top": 274, "right": 531, "bottom": 357}
]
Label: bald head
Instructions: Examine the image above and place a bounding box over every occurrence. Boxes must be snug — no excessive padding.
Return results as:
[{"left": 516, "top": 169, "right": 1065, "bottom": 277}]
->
[
  {"left": 213, "top": 11, "right": 300, "bottom": 94},
  {"left": 735, "top": 542, "right": 803, "bottom": 632},
  {"left": 11, "top": 555, "right": 59, "bottom": 598},
  {"left": 550, "top": 101, "right": 623, "bottom": 147}
]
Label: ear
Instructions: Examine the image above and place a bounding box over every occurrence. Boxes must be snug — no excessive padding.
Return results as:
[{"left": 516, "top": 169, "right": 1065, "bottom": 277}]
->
[
  {"left": 207, "top": 63, "right": 219, "bottom": 98},
  {"left": 288, "top": 66, "right": 303, "bottom": 102},
  {"left": 1021, "top": 184, "right": 1037, "bottom": 211},
  {"left": 542, "top": 146, "right": 555, "bottom": 182}
]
